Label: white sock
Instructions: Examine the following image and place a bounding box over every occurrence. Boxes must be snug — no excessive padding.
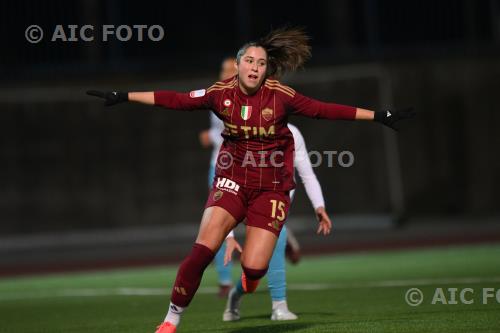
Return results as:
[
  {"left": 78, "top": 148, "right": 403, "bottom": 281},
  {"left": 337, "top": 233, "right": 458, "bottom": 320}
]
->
[
  {"left": 164, "top": 302, "right": 185, "bottom": 327},
  {"left": 272, "top": 300, "right": 288, "bottom": 311}
]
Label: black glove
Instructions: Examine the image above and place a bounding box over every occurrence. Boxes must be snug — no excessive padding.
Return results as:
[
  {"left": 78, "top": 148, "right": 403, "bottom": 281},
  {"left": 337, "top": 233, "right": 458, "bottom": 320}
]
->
[
  {"left": 374, "top": 107, "right": 415, "bottom": 131},
  {"left": 86, "top": 90, "right": 128, "bottom": 106}
]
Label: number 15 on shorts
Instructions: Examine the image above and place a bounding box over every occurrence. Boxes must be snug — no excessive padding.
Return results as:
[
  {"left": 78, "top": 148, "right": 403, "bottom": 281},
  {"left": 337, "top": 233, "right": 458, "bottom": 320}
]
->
[{"left": 270, "top": 199, "right": 285, "bottom": 221}]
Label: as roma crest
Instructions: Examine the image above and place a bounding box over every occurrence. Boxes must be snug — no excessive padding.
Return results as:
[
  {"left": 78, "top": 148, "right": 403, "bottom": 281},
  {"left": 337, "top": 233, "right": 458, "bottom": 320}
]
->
[
  {"left": 261, "top": 108, "right": 274, "bottom": 121},
  {"left": 213, "top": 190, "right": 223, "bottom": 201}
]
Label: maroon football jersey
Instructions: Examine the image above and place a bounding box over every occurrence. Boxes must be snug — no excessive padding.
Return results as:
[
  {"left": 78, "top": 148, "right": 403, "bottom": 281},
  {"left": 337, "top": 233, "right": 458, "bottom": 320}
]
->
[{"left": 154, "top": 76, "right": 356, "bottom": 191}]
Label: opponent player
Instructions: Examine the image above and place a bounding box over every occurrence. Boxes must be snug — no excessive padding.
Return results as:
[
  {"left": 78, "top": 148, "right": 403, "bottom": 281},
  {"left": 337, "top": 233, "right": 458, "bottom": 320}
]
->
[{"left": 87, "top": 27, "right": 414, "bottom": 333}]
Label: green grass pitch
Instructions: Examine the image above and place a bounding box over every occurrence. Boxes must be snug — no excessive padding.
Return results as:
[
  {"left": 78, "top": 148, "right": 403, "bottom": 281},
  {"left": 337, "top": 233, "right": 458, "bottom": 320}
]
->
[{"left": 1, "top": 244, "right": 499, "bottom": 333}]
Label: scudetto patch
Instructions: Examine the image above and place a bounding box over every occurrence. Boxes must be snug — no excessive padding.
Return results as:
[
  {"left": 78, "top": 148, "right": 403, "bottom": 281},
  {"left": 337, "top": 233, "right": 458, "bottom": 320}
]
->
[{"left": 241, "top": 105, "right": 252, "bottom": 120}]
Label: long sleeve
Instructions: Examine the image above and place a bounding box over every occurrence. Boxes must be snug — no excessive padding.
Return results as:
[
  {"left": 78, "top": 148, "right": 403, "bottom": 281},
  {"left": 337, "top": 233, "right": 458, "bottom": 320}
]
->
[
  {"left": 287, "top": 92, "right": 356, "bottom": 120},
  {"left": 289, "top": 124, "right": 326, "bottom": 210},
  {"left": 208, "top": 112, "right": 225, "bottom": 146},
  {"left": 225, "top": 230, "right": 235, "bottom": 239},
  {"left": 154, "top": 89, "right": 213, "bottom": 111}
]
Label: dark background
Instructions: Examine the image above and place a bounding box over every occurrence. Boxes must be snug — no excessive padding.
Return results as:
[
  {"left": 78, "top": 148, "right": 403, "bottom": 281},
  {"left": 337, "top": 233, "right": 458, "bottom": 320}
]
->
[{"left": 1, "top": 0, "right": 499, "bottom": 236}]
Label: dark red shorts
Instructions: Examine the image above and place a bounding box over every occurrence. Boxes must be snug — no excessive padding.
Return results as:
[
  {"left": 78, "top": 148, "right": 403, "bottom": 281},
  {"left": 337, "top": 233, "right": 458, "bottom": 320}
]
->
[{"left": 204, "top": 177, "right": 291, "bottom": 237}]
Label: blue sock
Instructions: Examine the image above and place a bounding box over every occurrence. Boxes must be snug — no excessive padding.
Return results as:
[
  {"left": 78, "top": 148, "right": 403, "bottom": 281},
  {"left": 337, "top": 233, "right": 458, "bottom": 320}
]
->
[
  {"left": 267, "top": 225, "right": 287, "bottom": 301},
  {"left": 236, "top": 276, "right": 244, "bottom": 294},
  {"left": 215, "top": 241, "right": 233, "bottom": 285}
]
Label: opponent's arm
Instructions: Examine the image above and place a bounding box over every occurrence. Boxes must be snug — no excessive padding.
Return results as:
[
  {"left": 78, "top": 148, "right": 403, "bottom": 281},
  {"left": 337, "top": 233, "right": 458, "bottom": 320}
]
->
[
  {"left": 208, "top": 113, "right": 225, "bottom": 146},
  {"left": 291, "top": 125, "right": 332, "bottom": 235},
  {"left": 223, "top": 231, "right": 242, "bottom": 266}
]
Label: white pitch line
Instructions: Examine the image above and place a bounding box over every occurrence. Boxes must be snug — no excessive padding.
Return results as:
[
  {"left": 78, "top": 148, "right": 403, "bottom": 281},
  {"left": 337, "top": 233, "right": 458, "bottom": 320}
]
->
[
  {"left": 1, "top": 277, "right": 500, "bottom": 301},
  {"left": 289, "top": 276, "right": 500, "bottom": 290}
]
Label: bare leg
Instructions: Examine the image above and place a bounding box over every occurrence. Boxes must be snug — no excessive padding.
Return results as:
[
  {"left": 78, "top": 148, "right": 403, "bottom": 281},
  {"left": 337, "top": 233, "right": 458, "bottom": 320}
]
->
[
  {"left": 196, "top": 206, "right": 238, "bottom": 251},
  {"left": 240, "top": 226, "right": 278, "bottom": 269},
  {"left": 223, "top": 227, "right": 278, "bottom": 322}
]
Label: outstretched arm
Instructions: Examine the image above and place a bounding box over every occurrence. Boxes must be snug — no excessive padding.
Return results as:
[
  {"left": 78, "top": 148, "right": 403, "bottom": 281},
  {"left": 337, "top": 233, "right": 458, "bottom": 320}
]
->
[
  {"left": 129, "top": 92, "right": 155, "bottom": 105},
  {"left": 354, "top": 106, "right": 415, "bottom": 130},
  {"left": 87, "top": 88, "right": 214, "bottom": 111},
  {"left": 86, "top": 90, "right": 157, "bottom": 106},
  {"left": 355, "top": 107, "right": 375, "bottom": 120},
  {"left": 288, "top": 92, "right": 414, "bottom": 130}
]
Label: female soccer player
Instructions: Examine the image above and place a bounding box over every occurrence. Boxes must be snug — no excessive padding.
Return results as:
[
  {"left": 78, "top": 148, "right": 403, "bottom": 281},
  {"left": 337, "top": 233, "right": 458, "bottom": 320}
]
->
[
  {"left": 87, "top": 27, "right": 413, "bottom": 333},
  {"left": 200, "top": 59, "right": 312, "bottom": 319},
  {"left": 222, "top": 122, "right": 331, "bottom": 322}
]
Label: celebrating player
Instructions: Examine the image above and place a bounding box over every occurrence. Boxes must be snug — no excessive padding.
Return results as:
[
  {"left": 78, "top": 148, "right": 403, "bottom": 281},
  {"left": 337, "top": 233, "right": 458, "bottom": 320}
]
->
[
  {"left": 222, "top": 121, "right": 330, "bottom": 321},
  {"left": 87, "top": 27, "right": 414, "bottom": 333},
  {"left": 199, "top": 58, "right": 310, "bottom": 319}
]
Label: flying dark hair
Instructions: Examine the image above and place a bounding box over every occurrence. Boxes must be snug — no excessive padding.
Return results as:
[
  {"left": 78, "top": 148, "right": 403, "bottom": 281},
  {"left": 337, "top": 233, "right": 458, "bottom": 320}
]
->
[{"left": 236, "top": 27, "right": 312, "bottom": 78}]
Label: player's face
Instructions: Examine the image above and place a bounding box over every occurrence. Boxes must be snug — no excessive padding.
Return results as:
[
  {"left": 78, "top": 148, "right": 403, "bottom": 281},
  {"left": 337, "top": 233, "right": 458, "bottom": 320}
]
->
[
  {"left": 237, "top": 46, "right": 267, "bottom": 95},
  {"left": 219, "top": 58, "right": 237, "bottom": 81}
]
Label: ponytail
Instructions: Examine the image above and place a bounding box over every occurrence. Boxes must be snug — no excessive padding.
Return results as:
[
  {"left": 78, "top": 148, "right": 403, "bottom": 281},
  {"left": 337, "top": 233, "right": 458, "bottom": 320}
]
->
[{"left": 236, "top": 27, "right": 311, "bottom": 78}]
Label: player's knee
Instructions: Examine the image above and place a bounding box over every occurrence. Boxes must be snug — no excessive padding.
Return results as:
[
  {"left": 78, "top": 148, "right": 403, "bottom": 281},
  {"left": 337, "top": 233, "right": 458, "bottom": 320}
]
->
[
  {"left": 240, "top": 265, "right": 268, "bottom": 293},
  {"left": 241, "top": 265, "right": 268, "bottom": 280}
]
